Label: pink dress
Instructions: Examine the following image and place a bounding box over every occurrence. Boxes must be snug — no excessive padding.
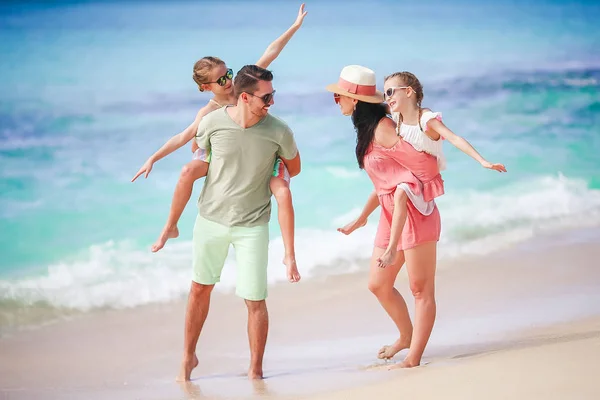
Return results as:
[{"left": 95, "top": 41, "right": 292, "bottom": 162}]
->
[{"left": 363, "top": 137, "right": 444, "bottom": 251}]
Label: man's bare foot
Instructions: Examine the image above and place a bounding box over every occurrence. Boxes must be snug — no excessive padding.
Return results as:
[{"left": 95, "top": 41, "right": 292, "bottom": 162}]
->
[
  {"left": 177, "top": 381, "right": 202, "bottom": 397},
  {"left": 377, "top": 336, "right": 411, "bottom": 360},
  {"left": 248, "top": 368, "right": 263, "bottom": 380},
  {"left": 175, "top": 354, "right": 199, "bottom": 382},
  {"left": 151, "top": 226, "right": 179, "bottom": 253},
  {"left": 377, "top": 247, "right": 397, "bottom": 268},
  {"left": 284, "top": 255, "right": 301, "bottom": 283},
  {"left": 251, "top": 379, "right": 269, "bottom": 395}
]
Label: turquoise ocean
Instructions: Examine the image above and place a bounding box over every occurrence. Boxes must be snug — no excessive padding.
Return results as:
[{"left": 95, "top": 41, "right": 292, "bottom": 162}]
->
[{"left": 1, "top": 0, "right": 599, "bottom": 331}]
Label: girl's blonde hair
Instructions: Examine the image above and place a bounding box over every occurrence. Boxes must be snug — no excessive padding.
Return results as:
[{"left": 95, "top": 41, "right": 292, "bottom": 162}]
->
[
  {"left": 384, "top": 71, "right": 424, "bottom": 131},
  {"left": 192, "top": 56, "right": 225, "bottom": 92}
]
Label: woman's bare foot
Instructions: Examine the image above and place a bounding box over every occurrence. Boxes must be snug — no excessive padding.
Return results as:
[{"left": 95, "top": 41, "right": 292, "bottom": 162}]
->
[
  {"left": 151, "top": 226, "right": 179, "bottom": 252},
  {"left": 387, "top": 357, "right": 421, "bottom": 370},
  {"left": 284, "top": 255, "right": 301, "bottom": 283},
  {"left": 377, "top": 336, "right": 411, "bottom": 360},
  {"left": 377, "top": 247, "right": 397, "bottom": 268},
  {"left": 248, "top": 368, "right": 263, "bottom": 380},
  {"left": 175, "top": 354, "right": 198, "bottom": 382}
]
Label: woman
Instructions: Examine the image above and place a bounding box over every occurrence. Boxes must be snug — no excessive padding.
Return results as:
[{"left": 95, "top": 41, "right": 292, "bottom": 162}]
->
[{"left": 327, "top": 65, "right": 441, "bottom": 368}]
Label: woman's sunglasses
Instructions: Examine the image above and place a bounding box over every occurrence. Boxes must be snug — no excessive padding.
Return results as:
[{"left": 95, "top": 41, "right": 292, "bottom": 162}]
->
[
  {"left": 333, "top": 93, "right": 340, "bottom": 104},
  {"left": 206, "top": 68, "right": 234, "bottom": 87},
  {"left": 384, "top": 86, "right": 412, "bottom": 99},
  {"left": 248, "top": 90, "right": 276, "bottom": 105}
]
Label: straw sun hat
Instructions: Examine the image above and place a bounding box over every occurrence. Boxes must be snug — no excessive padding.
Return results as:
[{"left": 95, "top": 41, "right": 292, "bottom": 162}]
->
[{"left": 325, "top": 65, "right": 384, "bottom": 104}]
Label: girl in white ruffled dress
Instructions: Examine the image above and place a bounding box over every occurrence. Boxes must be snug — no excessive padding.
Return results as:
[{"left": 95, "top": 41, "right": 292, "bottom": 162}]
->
[{"left": 374, "top": 71, "right": 507, "bottom": 269}]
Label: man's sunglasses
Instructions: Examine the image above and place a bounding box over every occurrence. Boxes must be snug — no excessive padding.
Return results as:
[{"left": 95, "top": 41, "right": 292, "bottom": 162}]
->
[
  {"left": 205, "top": 68, "right": 233, "bottom": 87},
  {"left": 384, "top": 86, "right": 412, "bottom": 99},
  {"left": 248, "top": 90, "right": 276, "bottom": 105}
]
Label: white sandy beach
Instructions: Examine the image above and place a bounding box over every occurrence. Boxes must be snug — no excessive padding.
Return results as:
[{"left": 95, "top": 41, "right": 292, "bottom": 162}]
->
[
  {"left": 1, "top": 228, "right": 599, "bottom": 400},
  {"left": 307, "top": 317, "right": 600, "bottom": 400}
]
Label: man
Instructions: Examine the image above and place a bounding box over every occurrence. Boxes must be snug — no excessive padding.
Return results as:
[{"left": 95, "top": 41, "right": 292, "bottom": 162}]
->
[{"left": 177, "top": 65, "right": 301, "bottom": 381}]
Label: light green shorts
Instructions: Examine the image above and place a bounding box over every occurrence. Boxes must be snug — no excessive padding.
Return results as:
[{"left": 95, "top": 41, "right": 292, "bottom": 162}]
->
[{"left": 192, "top": 215, "right": 269, "bottom": 301}]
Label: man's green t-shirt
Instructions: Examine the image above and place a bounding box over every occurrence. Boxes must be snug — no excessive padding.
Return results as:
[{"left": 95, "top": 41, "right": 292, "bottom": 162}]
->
[{"left": 195, "top": 106, "right": 298, "bottom": 227}]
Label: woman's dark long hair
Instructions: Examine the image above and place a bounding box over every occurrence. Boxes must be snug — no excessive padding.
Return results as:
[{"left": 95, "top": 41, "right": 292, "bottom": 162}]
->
[{"left": 351, "top": 101, "right": 389, "bottom": 169}]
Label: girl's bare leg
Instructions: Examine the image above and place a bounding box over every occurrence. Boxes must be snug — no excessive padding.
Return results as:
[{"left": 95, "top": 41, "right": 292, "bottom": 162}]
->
[
  {"left": 390, "top": 241, "right": 437, "bottom": 368},
  {"left": 152, "top": 159, "right": 209, "bottom": 252},
  {"left": 269, "top": 176, "right": 300, "bottom": 282},
  {"left": 378, "top": 189, "right": 408, "bottom": 267},
  {"left": 368, "top": 247, "right": 413, "bottom": 359}
]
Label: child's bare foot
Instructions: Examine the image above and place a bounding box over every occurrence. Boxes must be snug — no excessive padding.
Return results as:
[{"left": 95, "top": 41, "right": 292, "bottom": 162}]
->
[
  {"left": 284, "top": 255, "right": 300, "bottom": 283},
  {"left": 152, "top": 226, "right": 179, "bottom": 253},
  {"left": 377, "top": 336, "right": 411, "bottom": 360},
  {"left": 377, "top": 247, "right": 397, "bottom": 268}
]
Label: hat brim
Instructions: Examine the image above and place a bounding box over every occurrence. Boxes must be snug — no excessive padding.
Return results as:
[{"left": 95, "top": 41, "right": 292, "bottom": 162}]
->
[{"left": 325, "top": 83, "right": 384, "bottom": 104}]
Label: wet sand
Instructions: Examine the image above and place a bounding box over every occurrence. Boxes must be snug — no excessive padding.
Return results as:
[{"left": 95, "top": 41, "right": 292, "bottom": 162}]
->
[{"left": 1, "top": 228, "right": 599, "bottom": 399}]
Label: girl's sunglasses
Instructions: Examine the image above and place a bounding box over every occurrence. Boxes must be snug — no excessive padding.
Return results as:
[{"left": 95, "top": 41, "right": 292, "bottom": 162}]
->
[
  {"left": 333, "top": 93, "right": 340, "bottom": 104},
  {"left": 248, "top": 90, "right": 276, "bottom": 105},
  {"left": 206, "top": 68, "right": 234, "bottom": 87},
  {"left": 384, "top": 86, "right": 411, "bottom": 99}
]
